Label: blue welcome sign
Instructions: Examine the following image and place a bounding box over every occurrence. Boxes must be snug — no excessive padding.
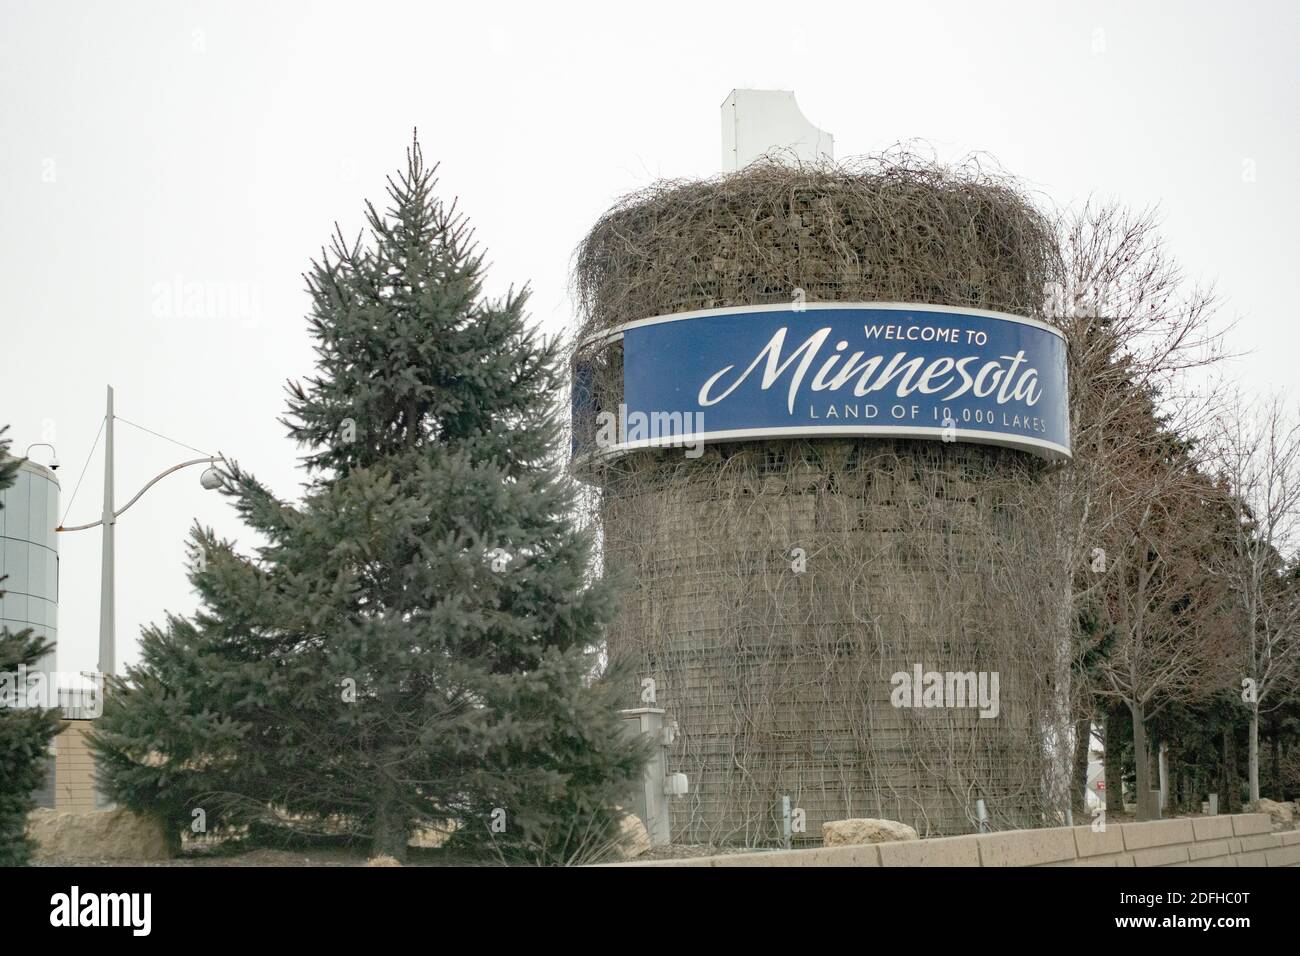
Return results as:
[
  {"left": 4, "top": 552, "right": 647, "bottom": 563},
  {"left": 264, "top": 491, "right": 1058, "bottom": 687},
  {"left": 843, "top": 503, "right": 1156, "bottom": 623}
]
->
[{"left": 577, "top": 303, "right": 1070, "bottom": 460}]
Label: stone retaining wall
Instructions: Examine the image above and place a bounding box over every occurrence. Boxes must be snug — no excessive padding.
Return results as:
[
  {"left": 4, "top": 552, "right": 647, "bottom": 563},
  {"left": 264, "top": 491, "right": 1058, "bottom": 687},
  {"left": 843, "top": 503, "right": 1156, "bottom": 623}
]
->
[{"left": 612, "top": 813, "right": 1300, "bottom": 867}]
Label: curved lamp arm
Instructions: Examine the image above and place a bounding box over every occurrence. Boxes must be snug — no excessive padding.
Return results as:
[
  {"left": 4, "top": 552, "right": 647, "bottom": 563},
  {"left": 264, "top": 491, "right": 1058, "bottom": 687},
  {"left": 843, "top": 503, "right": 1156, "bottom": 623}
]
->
[
  {"left": 25, "top": 442, "right": 58, "bottom": 468},
  {"left": 57, "top": 455, "right": 221, "bottom": 532}
]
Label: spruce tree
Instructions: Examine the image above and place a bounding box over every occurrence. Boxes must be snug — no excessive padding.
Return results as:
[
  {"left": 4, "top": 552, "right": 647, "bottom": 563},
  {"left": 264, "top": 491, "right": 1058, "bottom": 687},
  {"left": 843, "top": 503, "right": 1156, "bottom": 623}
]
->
[
  {"left": 92, "top": 138, "right": 646, "bottom": 863},
  {"left": 0, "top": 429, "right": 61, "bottom": 866}
]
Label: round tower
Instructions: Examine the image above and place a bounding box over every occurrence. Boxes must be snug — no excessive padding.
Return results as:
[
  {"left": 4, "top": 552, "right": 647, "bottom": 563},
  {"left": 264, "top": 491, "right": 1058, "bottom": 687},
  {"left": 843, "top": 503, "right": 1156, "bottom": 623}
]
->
[{"left": 572, "top": 157, "right": 1071, "bottom": 843}]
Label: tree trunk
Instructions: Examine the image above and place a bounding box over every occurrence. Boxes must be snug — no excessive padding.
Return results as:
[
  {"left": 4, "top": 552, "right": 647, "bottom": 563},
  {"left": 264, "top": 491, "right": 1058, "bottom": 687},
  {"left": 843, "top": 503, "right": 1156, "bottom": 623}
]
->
[
  {"left": 1248, "top": 704, "right": 1260, "bottom": 806},
  {"left": 1157, "top": 740, "right": 1169, "bottom": 814},
  {"left": 372, "top": 795, "right": 410, "bottom": 862},
  {"left": 1131, "top": 702, "right": 1154, "bottom": 821},
  {"left": 1270, "top": 718, "right": 1282, "bottom": 800},
  {"left": 1105, "top": 703, "right": 1126, "bottom": 814},
  {"left": 1223, "top": 726, "right": 1239, "bottom": 813},
  {"left": 1072, "top": 718, "right": 1092, "bottom": 812}
]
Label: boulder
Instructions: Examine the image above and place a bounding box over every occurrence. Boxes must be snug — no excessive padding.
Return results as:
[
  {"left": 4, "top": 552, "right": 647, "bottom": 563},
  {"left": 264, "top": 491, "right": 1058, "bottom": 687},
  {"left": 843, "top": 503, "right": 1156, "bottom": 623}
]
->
[
  {"left": 1251, "top": 798, "right": 1294, "bottom": 828},
  {"left": 609, "top": 808, "right": 652, "bottom": 860},
  {"left": 26, "top": 808, "right": 177, "bottom": 861},
  {"left": 823, "top": 817, "right": 919, "bottom": 846}
]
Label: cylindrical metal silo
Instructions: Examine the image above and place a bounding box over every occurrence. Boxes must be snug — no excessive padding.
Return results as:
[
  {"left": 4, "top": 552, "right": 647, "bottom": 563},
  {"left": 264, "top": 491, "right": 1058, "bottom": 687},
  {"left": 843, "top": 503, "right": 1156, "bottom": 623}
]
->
[
  {"left": 1, "top": 458, "right": 60, "bottom": 665},
  {"left": 1, "top": 457, "right": 60, "bottom": 806}
]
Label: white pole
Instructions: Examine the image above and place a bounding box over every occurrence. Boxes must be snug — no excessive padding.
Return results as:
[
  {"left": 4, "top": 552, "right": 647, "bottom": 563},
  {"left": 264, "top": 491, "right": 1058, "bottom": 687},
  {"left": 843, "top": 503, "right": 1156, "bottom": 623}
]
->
[{"left": 97, "top": 385, "right": 115, "bottom": 677}]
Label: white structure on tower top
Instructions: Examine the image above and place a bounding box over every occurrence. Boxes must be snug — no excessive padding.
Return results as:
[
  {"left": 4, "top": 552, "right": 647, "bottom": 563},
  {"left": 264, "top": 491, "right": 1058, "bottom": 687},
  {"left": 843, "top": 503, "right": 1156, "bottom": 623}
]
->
[{"left": 721, "top": 89, "right": 833, "bottom": 172}]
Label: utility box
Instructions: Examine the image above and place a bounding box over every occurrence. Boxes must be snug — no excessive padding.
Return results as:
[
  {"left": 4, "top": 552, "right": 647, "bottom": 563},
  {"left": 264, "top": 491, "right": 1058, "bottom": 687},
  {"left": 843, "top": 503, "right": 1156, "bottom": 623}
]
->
[{"left": 620, "top": 707, "right": 673, "bottom": 845}]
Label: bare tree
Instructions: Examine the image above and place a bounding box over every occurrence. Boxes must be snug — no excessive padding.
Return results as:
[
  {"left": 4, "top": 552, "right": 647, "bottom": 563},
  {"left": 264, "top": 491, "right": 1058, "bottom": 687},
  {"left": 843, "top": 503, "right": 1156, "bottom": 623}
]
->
[
  {"left": 1207, "top": 392, "right": 1300, "bottom": 804},
  {"left": 1089, "top": 439, "right": 1236, "bottom": 819},
  {"left": 1046, "top": 200, "right": 1229, "bottom": 813}
]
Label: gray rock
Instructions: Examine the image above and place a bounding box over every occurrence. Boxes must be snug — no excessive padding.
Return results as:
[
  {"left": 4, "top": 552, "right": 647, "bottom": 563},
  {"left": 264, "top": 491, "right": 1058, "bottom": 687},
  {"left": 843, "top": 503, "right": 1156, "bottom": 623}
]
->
[
  {"left": 27, "top": 808, "right": 177, "bottom": 861},
  {"left": 823, "top": 817, "right": 919, "bottom": 846},
  {"left": 609, "top": 808, "right": 653, "bottom": 860},
  {"left": 1251, "top": 798, "right": 1294, "bottom": 828}
]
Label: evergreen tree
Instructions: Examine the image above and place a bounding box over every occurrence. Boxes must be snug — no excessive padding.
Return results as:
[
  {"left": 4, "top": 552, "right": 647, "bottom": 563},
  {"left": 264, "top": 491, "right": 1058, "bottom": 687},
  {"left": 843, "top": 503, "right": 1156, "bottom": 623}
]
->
[
  {"left": 0, "top": 428, "right": 61, "bottom": 866},
  {"left": 91, "top": 138, "right": 646, "bottom": 863}
]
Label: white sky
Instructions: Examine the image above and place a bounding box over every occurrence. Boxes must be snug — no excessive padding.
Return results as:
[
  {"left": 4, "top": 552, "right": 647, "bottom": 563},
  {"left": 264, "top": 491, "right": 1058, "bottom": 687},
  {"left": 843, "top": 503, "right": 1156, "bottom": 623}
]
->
[{"left": 1, "top": 0, "right": 1297, "bottom": 676}]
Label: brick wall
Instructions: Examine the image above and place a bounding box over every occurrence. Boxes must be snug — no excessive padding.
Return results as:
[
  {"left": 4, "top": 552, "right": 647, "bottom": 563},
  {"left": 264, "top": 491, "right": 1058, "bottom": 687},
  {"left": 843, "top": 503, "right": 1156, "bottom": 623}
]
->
[
  {"left": 53, "top": 719, "right": 101, "bottom": 813},
  {"left": 613, "top": 813, "right": 1300, "bottom": 867}
]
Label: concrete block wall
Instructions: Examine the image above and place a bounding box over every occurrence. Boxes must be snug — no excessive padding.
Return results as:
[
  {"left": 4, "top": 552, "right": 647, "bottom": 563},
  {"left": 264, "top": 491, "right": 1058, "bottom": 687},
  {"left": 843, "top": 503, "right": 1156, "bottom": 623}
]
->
[{"left": 612, "top": 813, "right": 1300, "bottom": 867}]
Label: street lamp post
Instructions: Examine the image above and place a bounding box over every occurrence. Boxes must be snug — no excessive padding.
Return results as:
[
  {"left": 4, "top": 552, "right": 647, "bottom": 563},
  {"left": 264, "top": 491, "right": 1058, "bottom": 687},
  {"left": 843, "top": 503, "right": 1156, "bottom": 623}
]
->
[
  {"left": 57, "top": 385, "right": 223, "bottom": 676},
  {"left": 99, "top": 385, "right": 114, "bottom": 677}
]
